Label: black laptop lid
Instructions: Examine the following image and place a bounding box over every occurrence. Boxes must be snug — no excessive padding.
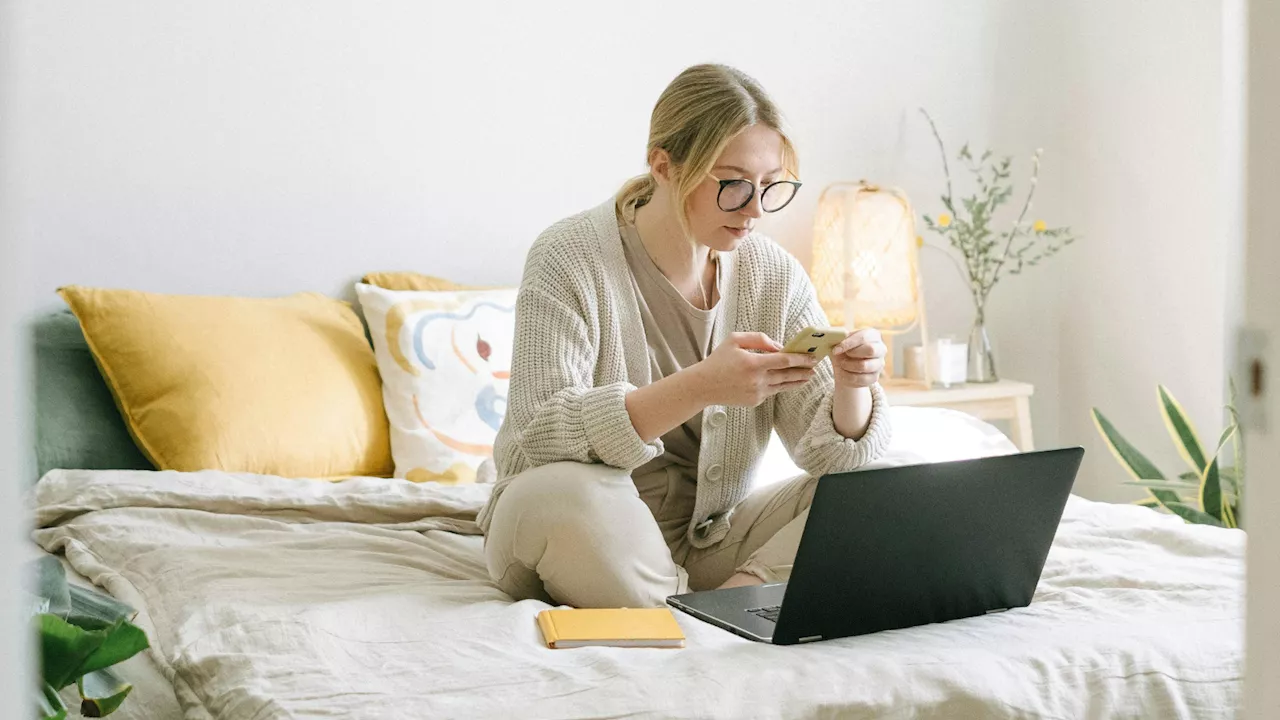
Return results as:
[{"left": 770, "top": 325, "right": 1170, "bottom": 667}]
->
[{"left": 772, "top": 448, "right": 1083, "bottom": 645}]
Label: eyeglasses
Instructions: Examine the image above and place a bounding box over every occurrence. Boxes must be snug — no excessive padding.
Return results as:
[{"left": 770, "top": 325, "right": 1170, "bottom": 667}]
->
[{"left": 709, "top": 174, "right": 803, "bottom": 213}]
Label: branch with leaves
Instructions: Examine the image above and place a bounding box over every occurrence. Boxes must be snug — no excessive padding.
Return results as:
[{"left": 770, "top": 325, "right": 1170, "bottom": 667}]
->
[{"left": 918, "top": 109, "right": 1078, "bottom": 321}]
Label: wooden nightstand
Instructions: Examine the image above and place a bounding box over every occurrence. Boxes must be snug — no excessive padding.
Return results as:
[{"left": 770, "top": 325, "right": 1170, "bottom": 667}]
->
[{"left": 883, "top": 379, "right": 1035, "bottom": 451}]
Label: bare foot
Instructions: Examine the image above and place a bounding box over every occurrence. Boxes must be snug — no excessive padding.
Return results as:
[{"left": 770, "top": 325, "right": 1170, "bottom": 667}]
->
[{"left": 717, "top": 572, "right": 765, "bottom": 590}]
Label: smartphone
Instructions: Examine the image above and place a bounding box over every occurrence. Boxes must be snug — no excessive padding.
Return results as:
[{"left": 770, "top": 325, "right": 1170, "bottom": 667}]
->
[{"left": 780, "top": 326, "right": 849, "bottom": 360}]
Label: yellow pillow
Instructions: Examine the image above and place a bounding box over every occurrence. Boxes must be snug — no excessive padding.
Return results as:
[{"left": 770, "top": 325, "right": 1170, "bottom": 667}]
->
[
  {"left": 361, "top": 272, "right": 474, "bottom": 292},
  {"left": 59, "top": 286, "right": 394, "bottom": 479}
]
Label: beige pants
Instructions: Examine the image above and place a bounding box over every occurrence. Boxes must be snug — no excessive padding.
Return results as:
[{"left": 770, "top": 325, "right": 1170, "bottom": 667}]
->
[{"left": 483, "top": 461, "right": 817, "bottom": 608}]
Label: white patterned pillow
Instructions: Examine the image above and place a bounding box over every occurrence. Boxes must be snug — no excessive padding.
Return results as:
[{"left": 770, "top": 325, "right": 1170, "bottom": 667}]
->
[{"left": 356, "top": 283, "right": 517, "bottom": 483}]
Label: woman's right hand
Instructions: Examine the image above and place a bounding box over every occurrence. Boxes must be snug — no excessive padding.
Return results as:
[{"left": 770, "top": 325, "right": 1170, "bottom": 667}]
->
[{"left": 692, "top": 332, "right": 820, "bottom": 407}]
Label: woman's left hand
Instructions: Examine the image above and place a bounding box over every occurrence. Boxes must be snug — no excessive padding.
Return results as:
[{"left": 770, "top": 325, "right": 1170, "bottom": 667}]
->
[{"left": 830, "top": 328, "right": 887, "bottom": 389}]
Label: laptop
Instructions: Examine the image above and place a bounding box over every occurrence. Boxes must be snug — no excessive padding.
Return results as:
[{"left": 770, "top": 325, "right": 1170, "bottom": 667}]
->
[{"left": 666, "top": 447, "right": 1084, "bottom": 645}]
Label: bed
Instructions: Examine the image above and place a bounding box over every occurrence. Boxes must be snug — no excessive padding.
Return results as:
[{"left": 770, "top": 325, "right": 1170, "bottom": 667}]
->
[{"left": 28, "top": 310, "right": 1244, "bottom": 719}]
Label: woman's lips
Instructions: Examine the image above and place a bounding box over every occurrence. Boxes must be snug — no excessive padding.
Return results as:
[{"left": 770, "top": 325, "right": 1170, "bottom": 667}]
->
[{"left": 724, "top": 226, "right": 750, "bottom": 239}]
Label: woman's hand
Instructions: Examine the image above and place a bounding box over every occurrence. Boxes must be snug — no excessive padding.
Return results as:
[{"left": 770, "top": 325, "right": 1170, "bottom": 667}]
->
[
  {"left": 830, "top": 328, "right": 887, "bottom": 389},
  {"left": 692, "top": 332, "right": 819, "bottom": 407}
]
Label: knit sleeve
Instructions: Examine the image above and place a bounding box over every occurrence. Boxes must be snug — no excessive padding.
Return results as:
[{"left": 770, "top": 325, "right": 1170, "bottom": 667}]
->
[
  {"left": 494, "top": 262, "right": 662, "bottom": 476},
  {"left": 770, "top": 262, "right": 892, "bottom": 477}
]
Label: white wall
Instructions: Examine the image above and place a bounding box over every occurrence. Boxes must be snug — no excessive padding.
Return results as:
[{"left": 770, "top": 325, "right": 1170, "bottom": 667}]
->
[
  {"left": 9, "top": 0, "right": 1011, "bottom": 313},
  {"left": 0, "top": 0, "right": 33, "bottom": 709},
  {"left": 6, "top": 0, "right": 1072, "bottom": 477},
  {"left": 5, "top": 0, "right": 1239, "bottom": 506},
  {"left": 1052, "top": 1, "right": 1230, "bottom": 502},
  {"left": 879, "top": 0, "right": 1232, "bottom": 506},
  {"left": 0, "top": 241, "right": 27, "bottom": 720},
  {"left": 968, "top": 1, "right": 1070, "bottom": 461}
]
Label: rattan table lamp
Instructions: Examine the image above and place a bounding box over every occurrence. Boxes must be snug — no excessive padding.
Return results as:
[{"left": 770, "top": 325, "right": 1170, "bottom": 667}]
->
[{"left": 811, "top": 181, "right": 930, "bottom": 387}]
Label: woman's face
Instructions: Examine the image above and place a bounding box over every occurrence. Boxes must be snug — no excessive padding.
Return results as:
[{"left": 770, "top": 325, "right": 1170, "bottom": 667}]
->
[{"left": 686, "top": 124, "right": 788, "bottom": 252}]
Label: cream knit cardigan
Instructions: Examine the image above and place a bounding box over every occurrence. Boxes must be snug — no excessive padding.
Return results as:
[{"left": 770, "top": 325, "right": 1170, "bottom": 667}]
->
[{"left": 476, "top": 198, "right": 892, "bottom": 549}]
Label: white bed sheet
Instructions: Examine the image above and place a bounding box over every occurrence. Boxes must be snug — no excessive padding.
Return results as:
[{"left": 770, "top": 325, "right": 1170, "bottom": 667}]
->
[
  {"left": 30, "top": 408, "right": 1244, "bottom": 719},
  {"left": 67, "top": 560, "right": 183, "bottom": 718}
]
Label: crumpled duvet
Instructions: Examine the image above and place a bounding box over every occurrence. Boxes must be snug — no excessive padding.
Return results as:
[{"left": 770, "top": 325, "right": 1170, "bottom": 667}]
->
[{"left": 31, "top": 459, "right": 1243, "bottom": 720}]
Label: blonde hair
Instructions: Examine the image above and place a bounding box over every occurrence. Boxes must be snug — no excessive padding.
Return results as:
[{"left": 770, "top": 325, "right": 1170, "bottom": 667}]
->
[{"left": 617, "top": 64, "right": 799, "bottom": 238}]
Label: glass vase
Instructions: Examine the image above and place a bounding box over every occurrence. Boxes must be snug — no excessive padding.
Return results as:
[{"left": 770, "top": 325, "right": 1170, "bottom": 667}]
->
[{"left": 967, "top": 313, "right": 998, "bottom": 383}]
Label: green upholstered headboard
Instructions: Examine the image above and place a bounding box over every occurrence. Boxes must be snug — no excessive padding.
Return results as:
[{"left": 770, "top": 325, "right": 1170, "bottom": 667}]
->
[{"left": 31, "top": 311, "right": 152, "bottom": 480}]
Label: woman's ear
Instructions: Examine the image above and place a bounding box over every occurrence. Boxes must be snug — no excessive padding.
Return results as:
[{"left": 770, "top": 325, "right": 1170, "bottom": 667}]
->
[{"left": 648, "top": 148, "right": 674, "bottom": 186}]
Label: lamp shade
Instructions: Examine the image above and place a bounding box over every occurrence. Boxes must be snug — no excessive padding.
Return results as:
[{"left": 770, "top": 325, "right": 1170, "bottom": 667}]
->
[{"left": 811, "top": 182, "right": 922, "bottom": 330}]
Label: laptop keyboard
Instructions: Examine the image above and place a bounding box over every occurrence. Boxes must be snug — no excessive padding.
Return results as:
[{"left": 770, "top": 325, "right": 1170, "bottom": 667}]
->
[{"left": 748, "top": 605, "right": 782, "bottom": 623}]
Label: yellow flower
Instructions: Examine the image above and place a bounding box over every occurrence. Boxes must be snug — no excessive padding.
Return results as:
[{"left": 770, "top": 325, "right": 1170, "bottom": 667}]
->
[
  {"left": 1033, "top": 219, "right": 1047, "bottom": 232},
  {"left": 916, "top": 235, "right": 924, "bottom": 248},
  {"left": 938, "top": 213, "right": 952, "bottom": 228}
]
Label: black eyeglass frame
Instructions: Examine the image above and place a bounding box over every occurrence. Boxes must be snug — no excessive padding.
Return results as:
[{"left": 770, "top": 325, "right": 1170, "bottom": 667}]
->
[{"left": 708, "top": 174, "right": 803, "bottom": 213}]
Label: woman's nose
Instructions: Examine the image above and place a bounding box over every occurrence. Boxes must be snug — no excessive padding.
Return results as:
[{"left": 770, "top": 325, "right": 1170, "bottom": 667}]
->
[{"left": 740, "top": 192, "right": 765, "bottom": 219}]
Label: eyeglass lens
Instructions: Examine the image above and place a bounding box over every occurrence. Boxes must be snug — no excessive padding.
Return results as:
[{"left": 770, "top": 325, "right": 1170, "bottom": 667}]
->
[{"left": 717, "top": 180, "right": 798, "bottom": 213}]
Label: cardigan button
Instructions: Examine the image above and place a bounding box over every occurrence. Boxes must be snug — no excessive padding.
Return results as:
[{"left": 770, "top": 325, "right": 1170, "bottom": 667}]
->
[
  {"left": 706, "top": 464, "right": 724, "bottom": 482},
  {"left": 709, "top": 410, "right": 727, "bottom": 428}
]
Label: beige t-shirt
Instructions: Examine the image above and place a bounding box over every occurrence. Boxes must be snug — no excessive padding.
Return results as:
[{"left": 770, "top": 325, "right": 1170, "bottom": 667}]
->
[{"left": 618, "top": 204, "right": 721, "bottom": 476}]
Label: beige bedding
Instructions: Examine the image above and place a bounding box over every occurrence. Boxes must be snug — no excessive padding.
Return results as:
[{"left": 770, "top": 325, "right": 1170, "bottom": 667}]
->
[{"left": 31, "top": 456, "right": 1243, "bottom": 719}]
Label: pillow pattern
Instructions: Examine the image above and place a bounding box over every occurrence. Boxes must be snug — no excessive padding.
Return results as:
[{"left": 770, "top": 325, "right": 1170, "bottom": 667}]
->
[
  {"left": 356, "top": 283, "right": 517, "bottom": 484},
  {"left": 58, "top": 286, "right": 394, "bottom": 479}
]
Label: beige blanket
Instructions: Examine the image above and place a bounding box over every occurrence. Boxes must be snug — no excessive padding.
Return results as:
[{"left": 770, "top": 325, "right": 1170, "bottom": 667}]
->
[{"left": 33, "top": 464, "right": 1243, "bottom": 719}]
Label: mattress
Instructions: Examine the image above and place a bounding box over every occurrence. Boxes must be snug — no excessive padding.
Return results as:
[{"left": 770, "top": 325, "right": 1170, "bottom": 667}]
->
[{"left": 29, "top": 408, "right": 1244, "bottom": 719}]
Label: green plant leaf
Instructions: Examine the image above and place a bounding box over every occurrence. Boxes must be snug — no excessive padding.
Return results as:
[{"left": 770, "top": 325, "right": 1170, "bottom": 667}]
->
[
  {"left": 1214, "top": 424, "right": 1237, "bottom": 454},
  {"left": 1219, "top": 466, "right": 1242, "bottom": 498},
  {"left": 39, "top": 613, "right": 107, "bottom": 690},
  {"left": 1147, "top": 488, "right": 1182, "bottom": 507},
  {"left": 39, "top": 681, "right": 68, "bottom": 720},
  {"left": 32, "top": 556, "right": 71, "bottom": 619},
  {"left": 78, "top": 621, "right": 149, "bottom": 678},
  {"left": 1158, "top": 385, "right": 1208, "bottom": 473},
  {"left": 1132, "top": 497, "right": 1162, "bottom": 508},
  {"left": 1213, "top": 425, "right": 1242, "bottom": 499},
  {"left": 1232, "top": 421, "right": 1245, "bottom": 506},
  {"left": 1197, "top": 422, "right": 1241, "bottom": 524},
  {"left": 1091, "top": 408, "right": 1165, "bottom": 480},
  {"left": 67, "top": 584, "right": 137, "bottom": 631},
  {"left": 1227, "top": 377, "right": 1245, "bottom": 505},
  {"left": 1091, "top": 408, "right": 1179, "bottom": 508},
  {"left": 1222, "top": 499, "right": 1239, "bottom": 529},
  {"left": 1124, "top": 476, "right": 1200, "bottom": 488},
  {"left": 1164, "top": 501, "right": 1225, "bottom": 527},
  {"left": 1200, "top": 457, "right": 1224, "bottom": 523},
  {"left": 79, "top": 668, "right": 134, "bottom": 717},
  {"left": 38, "top": 613, "right": 148, "bottom": 691}
]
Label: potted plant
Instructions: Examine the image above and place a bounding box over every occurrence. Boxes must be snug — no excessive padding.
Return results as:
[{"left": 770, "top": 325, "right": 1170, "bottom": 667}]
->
[
  {"left": 1091, "top": 381, "right": 1242, "bottom": 528},
  {"left": 29, "top": 556, "right": 150, "bottom": 719},
  {"left": 919, "top": 109, "right": 1078, "bottom": 382}
]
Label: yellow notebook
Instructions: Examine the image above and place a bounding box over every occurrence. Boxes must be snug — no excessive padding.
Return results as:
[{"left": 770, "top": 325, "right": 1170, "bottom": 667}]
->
[{"left": 536, "top": 608, "right": 686, "bottom": 649}]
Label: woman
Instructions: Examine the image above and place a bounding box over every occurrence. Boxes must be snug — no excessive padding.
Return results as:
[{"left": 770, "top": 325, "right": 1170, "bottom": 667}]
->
[{"left": 477, "top": 64, "right": 891, "bottom": 609}]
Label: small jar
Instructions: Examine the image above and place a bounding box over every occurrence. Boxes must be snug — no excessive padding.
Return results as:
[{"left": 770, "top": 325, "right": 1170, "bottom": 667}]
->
[
  {"left": 903, "top": 344, "right": 927, "bottom": 381},
  {"left": 930, "top": 337, "right": 969, "bottom": 388}
]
